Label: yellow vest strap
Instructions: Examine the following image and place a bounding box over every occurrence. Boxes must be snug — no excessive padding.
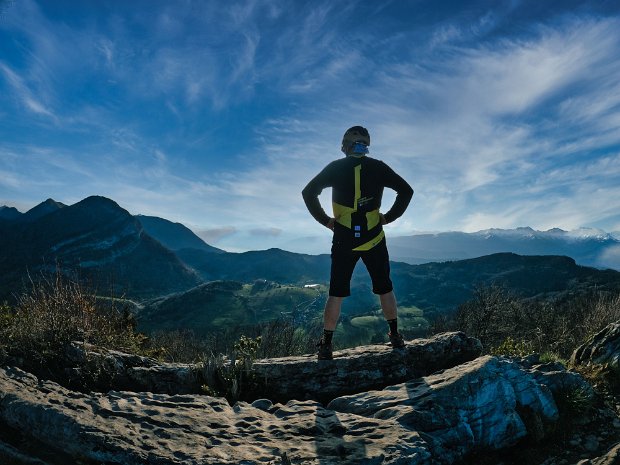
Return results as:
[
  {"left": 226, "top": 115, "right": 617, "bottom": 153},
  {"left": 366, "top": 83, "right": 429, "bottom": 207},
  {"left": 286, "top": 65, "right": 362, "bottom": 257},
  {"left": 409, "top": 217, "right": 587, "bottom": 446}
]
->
[{"left": 352, "top": 230, "right": 385, "bottom": 252}]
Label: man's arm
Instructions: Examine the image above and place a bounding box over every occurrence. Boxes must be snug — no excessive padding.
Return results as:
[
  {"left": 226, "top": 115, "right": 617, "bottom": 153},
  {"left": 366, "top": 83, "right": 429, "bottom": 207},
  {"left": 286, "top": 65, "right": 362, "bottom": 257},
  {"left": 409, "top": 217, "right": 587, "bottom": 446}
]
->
[
  {"left": 381, "top": 163, "right": 414, "bottom": 224},
  {"left": 302, "top": 168, "right": 333, "bottom": 227}
]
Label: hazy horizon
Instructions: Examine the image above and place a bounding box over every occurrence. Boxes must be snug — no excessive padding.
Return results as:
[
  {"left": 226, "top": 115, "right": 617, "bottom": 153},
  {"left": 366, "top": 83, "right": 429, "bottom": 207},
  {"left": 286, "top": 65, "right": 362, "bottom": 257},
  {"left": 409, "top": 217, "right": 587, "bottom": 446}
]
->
[{"left": 3, "top": 195, "right": 619, "bottom": 257}]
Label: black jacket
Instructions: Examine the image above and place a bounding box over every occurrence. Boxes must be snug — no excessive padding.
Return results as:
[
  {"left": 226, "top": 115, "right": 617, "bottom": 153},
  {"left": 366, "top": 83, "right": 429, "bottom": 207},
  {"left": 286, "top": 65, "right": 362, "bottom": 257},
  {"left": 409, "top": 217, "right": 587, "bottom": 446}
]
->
[{"left": 302, "top": 154, "right": 413, "bottom": 251}]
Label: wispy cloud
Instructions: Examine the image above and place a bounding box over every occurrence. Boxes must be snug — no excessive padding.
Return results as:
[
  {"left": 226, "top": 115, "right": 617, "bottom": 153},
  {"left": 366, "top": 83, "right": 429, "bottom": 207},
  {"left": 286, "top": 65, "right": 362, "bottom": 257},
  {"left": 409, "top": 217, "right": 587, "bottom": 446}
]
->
[
  {"left": 196, "top": 227, "right": 237, "bottom": 244},
  {"left": 0, "top": 62, "right": 56, "bottom": 119},
  {"left": 1, "top": 1, "right": 620, "bottom": 253},
  {"left": 250, "top": 227, "right": 282, "bottom": 237},
  {"left": 241, "top": 13, "right": 620, "bottom": 238}
]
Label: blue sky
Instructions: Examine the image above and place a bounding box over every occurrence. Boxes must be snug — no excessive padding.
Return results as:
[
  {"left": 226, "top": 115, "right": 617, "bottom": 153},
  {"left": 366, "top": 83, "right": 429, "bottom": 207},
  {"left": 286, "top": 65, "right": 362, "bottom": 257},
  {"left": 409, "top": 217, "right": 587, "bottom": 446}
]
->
[{"left": 1, "top": 0, "right": 620, "bottom": 253}]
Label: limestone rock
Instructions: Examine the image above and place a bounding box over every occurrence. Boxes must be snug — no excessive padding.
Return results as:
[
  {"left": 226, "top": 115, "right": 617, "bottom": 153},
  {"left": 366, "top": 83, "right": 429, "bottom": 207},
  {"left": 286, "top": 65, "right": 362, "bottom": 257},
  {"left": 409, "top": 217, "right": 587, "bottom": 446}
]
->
[
  {"left": 65, "top": 341, "right": 201, "bottom": 393},
  {"left": 0, "top": 439, "right": 52, "bottom": 465},
  {"left": 64, "top": 332, "right": 482, "bottom": 403},
  {"left": 0, "top": 353, "right": 576, "bottom": 465},
  {"left": 328, "top": 355, "right": 559, "bottom": 464},
  {"left": 524, "top": 360, "right": 595, "bottom": 398},
  {"left": 571, "top": 320, "right": 620, "bottom": 369},
  {"left": 251, "top": 331, "right": 482, "bottom": 402},
  {"left": 0, "top": 366, "right": 431, "bottom": 465}
]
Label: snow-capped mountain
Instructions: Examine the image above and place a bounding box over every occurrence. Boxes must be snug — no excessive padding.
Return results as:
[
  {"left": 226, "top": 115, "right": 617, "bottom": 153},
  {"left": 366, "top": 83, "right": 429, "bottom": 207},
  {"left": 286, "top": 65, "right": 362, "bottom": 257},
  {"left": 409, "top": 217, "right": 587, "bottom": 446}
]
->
[{"left": 389, "top": 227, "right": 620, "bottom": 270}]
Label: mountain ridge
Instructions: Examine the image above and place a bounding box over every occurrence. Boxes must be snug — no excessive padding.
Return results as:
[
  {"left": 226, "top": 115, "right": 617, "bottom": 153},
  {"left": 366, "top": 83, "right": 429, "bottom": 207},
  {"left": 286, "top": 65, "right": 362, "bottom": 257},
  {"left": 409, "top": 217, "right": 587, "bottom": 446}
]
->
[
  {"left": 2, "top": 196, "right": 619, "bottom": 313},
  {"left": 0, "top": 196, "right": 200, "bottom": 300},
  {"left": 3, "top": 197, "right": 618, "bottom": 269},
  {"left": 136, "top": 214, "right": 224, "bottom": 254}
]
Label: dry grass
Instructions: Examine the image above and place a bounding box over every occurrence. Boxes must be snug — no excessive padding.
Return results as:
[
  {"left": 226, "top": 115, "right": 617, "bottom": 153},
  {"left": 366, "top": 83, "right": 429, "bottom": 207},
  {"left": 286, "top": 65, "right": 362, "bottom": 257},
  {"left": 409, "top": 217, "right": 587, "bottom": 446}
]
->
[
  {"left": 0, "top": 272, "right": 145, "bottom": 371},
  {"left": 451, "top": 285, "right": 620, "bottom": 358}
]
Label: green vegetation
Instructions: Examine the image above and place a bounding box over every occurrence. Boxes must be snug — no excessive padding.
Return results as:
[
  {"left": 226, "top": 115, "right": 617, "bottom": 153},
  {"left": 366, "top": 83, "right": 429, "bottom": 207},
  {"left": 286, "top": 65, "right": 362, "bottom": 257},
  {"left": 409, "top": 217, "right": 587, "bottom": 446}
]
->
[
  {"left": 4, "top": 266, "right": 618, "bottom": 405},
  {"left": 448, "top": 284, "right": 620, "bottom": 359},
  {"left": 0, "top": 272, "right": 324, "bottom": 393},
  {"left": 139, "top": 281, "right": 326, "bottom": 335},
  {"left": 489, "top": 336, "right": 534, "bottom": 358},
  {"left": 345, "top": 305, "right": 430, "bottom": 346},
  {"left": 553, "top": 386, "right": 594, "bottom": 418},
  {"left": 538, "top": 351, "right": 569, "bottom": 366},
  {"left": 147, "top": 317, "right": 322, "bottom": 365},
  {"left": 198, "top": 335, "right": 262, "bottom": 402}
]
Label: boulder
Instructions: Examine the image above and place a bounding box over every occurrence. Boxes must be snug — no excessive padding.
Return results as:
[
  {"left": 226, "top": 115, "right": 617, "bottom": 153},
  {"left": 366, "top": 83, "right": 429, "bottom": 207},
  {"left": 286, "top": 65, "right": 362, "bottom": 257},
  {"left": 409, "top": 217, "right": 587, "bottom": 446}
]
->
[
  {"left": 64, "top": 341, "right": 200, "bottom": 393},
  {"left": 328, "top": 355, "right": 560, "bottom": 464},
  {"left": 571, "top": 321, "right": 620, "bottom": 370},
  {"left": 0, "top": 439, "right": 53, "bottom": 465},
  {"left": 590, "top": 441, "right": 620, "bottom": 465},
  {"left": 518, "top": 358, "right": 595, "bottom": 399}
]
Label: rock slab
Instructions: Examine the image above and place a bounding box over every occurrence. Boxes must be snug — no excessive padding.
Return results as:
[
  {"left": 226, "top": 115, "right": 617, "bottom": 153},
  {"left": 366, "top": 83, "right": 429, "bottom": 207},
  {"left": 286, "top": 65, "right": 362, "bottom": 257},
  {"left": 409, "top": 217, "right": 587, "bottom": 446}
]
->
[
  {"left": 0, "top": 353, "right": 567, "bottom": 465},
  {"left": 67, "top": 332, "right": 483, "bottom": 403},
  {"left": 0, "top": 366, "right": 430, "bottom": 465},
  {"left": 328, "top": 355, "right": 560, "bottom": 464},
  {"left": 571, "top": 320, "right": 620, "bottom": 370},
  {"left": 251, "top": 331, "right": 482, "bottom": 402}
]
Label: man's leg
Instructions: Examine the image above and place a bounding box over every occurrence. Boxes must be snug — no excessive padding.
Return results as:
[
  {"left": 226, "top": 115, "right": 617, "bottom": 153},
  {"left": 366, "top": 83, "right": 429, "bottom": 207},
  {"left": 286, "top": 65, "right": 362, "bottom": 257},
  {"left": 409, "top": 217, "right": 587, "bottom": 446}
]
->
[
  {"left": 317, "top": 296, "right": 343, "bottom": 360},
  {"left": 324, "top": 296, "right": 344, "bottom": 331},
  {"left": 379, "top": 290, "right": 397, "bottom": 321},
  {"left": 319, "top": 246, "right": 357, "bottom": 359},
  {"left": 362, "top": 240, "right": 405, "bottom": 348},
  {"left": 380, "top": 290, "right": 404, "bottom": 347},
  {"left": 317, "top": 296, "right": 342, "bottom": 360}
]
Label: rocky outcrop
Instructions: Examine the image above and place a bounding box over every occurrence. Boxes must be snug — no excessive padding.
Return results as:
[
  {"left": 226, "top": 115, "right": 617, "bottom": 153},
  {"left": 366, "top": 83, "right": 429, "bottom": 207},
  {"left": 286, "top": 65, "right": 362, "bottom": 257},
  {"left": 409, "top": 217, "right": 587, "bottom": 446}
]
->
[
  {"left": 0, "top": 352, "right": 583, "bottom": 465},
  {"left": 328, "top": 355, "right": 559, "bottom": 464},
  {"left": 0, "top": 365, "right": 430, "bottom": 465},
  {"left": 517, "top": 355, "right": 595, "bottom": 398},
  {"left": 571, "top": 320, "right": 620, "bottom": 370},
  {"left": 250, "top": 331, "right": 483, "bottom": 402},
  {"left": 66, "top": 332, "right": 482, "bottom": 402},
  {"left": 65, "top": 341, "right": 199, "bottom": 394}
]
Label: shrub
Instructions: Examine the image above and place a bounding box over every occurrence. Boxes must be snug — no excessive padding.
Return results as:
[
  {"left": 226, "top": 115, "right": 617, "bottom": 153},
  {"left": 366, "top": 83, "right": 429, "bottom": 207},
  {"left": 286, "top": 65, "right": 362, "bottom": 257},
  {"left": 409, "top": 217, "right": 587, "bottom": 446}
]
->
[
  {"left": 2, "top": 272, "right": 145, "bottom": 373},
  {"left": 553, "top": 386, "right": 593, "bottom": 418},
  {"left": 538, "top": 351, "right": 568, "bottom": 366},
  {"left": 256, "top": 317, "right": 322, "bottom": 358},
  {"left": 490, "top": 337, "right": 534, "bottom": 358},
  {"left": 449, "top": 285, "right": 620, "bottom": 359},
  {"left": 197, "top": 334, "right": 262, "bottom": 402},
  {"left": 453, "top": 284, "right": 524, "bottom": 349},
  {"left": 582, "top": 292, "right": 620, "bottom": 339},
  {"left": 145, "top": 328, "right": 213, "bottom": 363}
]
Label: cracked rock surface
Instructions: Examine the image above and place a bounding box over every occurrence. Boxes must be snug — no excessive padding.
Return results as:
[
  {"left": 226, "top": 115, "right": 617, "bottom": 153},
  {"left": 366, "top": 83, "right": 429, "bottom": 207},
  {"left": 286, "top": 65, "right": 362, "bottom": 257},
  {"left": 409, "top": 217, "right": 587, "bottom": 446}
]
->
[{"left": 0, "top": 352, "right": 572, "bottom": 465}]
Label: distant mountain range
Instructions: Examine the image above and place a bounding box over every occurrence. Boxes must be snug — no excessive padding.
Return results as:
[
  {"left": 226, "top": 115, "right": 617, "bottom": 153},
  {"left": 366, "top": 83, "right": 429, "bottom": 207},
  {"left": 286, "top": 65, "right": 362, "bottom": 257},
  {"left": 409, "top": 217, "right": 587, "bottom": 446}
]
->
[
  {"left": 2, "top": 196, "right": 619, "bottom": 324},
  {"left": 388, "top": 227, "right": 620, "bottom": 270}
]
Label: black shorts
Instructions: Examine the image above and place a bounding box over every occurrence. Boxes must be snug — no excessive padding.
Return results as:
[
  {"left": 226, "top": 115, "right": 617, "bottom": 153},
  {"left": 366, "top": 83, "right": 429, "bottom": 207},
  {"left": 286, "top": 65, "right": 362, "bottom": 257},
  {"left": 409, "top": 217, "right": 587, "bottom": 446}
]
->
[{"left": 329, "top": 238, "right": 393, "bottom": 297}]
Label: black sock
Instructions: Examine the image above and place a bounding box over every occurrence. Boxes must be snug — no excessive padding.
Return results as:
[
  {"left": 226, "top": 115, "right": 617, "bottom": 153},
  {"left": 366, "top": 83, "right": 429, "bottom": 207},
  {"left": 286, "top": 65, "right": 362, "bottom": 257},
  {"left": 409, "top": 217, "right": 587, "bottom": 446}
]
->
[
  {"left": 323, "top": 329, "right": 334, "bottom": 344},
  {"left": 387, "top": 318, "right": 398, "bottom": 335}
]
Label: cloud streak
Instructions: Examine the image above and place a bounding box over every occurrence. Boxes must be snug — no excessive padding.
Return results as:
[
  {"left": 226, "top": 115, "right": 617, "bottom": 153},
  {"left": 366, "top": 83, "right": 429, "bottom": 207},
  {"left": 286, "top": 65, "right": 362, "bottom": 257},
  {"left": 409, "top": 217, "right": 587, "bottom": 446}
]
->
[
  {"left": 1, "top": 1, "right": 620, "bottom": 253},
  {"left": 0, "top": 62, "right": 56, "bottom": 119}
]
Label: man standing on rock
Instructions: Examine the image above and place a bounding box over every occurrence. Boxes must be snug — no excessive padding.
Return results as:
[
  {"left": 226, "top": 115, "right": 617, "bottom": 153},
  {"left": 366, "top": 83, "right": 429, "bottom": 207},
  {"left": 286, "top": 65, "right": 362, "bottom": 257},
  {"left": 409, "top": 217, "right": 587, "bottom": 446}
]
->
[{"left": 302, "top": 126, "right": 414, "bottom": 360}]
